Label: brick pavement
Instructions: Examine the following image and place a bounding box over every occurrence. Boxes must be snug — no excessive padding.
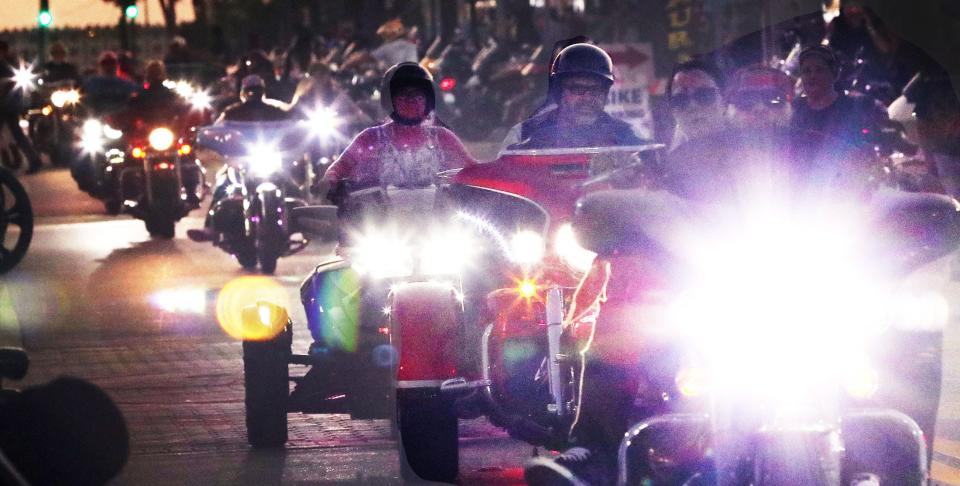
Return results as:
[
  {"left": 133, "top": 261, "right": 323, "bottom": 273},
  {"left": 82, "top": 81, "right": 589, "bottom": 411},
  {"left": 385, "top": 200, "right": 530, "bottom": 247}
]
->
[{"left": 17, "top": 332, "right": 507, "bottom": 457}]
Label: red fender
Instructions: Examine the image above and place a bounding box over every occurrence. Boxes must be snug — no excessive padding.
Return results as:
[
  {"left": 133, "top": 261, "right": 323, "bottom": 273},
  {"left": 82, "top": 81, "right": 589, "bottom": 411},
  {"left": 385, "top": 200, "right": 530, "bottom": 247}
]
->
[{"left": 391, "top": 282, "right": 461, "bottom": 387}]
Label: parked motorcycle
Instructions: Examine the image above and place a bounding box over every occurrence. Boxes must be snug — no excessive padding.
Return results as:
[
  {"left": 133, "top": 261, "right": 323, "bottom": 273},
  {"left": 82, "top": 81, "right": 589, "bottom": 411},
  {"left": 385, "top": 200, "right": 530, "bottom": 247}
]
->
[
  {"left": 237, "top": 144, "right": 660, "bottom": 482},
  {"left": 0, "top": 167, "right": 32, "bottom": 274},
  {"left": 195, "top": 121, "right": 316, "bottom": 273},
  {"left": 562, "top": 187, "right": 960, "bottom": 485}
]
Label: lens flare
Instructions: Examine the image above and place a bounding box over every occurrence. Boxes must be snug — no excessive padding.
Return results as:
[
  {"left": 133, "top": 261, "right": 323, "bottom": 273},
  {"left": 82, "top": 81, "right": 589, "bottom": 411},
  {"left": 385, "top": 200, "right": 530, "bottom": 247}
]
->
[
  {"left": 216, "top": 276, "right": 289, "bottom": 340},
  {"left": 312, "top": 268, "right": 362, "bottom": 352}
]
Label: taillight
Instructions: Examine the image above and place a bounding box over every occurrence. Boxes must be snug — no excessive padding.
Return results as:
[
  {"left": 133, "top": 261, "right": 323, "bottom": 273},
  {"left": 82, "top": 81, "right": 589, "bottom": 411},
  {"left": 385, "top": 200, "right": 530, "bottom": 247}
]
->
[
  {"left": 154, "top": 161, "right": 175, "bottom": 171},
  {"left": 439, "top": 77, "right": 456, "bottom": 91},
  {"left": 132, "top": 147, "right": 146, "bottom": 158}
]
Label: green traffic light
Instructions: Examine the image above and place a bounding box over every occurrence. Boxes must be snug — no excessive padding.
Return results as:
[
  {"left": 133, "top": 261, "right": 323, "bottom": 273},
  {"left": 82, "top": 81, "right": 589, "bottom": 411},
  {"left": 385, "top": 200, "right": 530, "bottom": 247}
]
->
[
  {"left": 38, "top": 10, "right": 53, "bottom": 27},
  {"left": 125, "top": 4, "right": 139, "bottom": 19}
]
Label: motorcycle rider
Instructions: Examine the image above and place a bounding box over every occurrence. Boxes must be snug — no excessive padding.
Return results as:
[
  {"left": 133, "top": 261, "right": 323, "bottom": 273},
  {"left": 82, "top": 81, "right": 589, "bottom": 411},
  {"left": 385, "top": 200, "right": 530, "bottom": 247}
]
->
[
  {"left": 215, "top": 74, "right": 290, "bottom": 123},
  {"left": 791, "top": 45, "right": 889, "bottom": 148},
  {"left": 726, "top": 64, "right": 795, "bottom": 130},
  {"left": 41, "top": 43, "right": 80, "bottom": 86},
  {"left": 323, "top": 62, "right": 475, "bottom": 193},
  {"left": 896, "top": 67, "right": 960, "bottom": 461},
  {"left": 666, "top": 58, "right": 727, "bottom": 151},
  {"left": 121, "top": 61, "right": 185, "bottom": 124},
  {"left": 498, "top": 35, "right": 593, "bottom": 152},
  {"left": 80, "top": 51, "right": 138, "bottom": 117},
  {"left": 507, "top": 43, "right": 645, "bottom": 150},
  {"left": 525, "top": 61, "right": 874, "bottom": 486},
  {"left": 187, "top": 75, "right": 290, "bottom": 243}
]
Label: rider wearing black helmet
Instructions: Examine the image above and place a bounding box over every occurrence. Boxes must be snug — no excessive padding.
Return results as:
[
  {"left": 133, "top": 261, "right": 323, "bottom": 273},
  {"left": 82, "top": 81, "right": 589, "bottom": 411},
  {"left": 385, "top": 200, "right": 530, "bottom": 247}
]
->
[
  {"left": 323, "top": 62, "right": 474, "bottom": 199},
  {"left": 187, "top": 75, "right": 291, "bottom": 243},
  {"left": 217, "top": 74, "right": 290, "bottom": 122},
  {"left": 509, "top": 43, "right": 644, "bottom": 150}
]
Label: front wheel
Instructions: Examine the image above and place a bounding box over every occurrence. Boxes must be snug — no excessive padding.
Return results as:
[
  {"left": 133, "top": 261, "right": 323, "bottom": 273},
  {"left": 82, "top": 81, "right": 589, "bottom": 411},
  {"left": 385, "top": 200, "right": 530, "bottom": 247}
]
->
[
  {"left": 145, "top": 216, "right": 176, "bottom": 239},
  {"left": 0, "top": 169, "right": 32, "bottom": 273},
  {"left": 396, "top": 388, "right": 459, "bottom": 483},
  {"left": 243, "top": 326, "right": 291, "bottom": 448}
]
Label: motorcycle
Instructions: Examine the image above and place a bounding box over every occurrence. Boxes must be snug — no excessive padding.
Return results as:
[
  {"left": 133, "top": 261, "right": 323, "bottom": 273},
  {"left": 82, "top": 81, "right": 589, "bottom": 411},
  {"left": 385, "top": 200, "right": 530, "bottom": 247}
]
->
[
  {"left": 26, "top": 80, "right": 82, "bottom": 168},
  {"left": 102, "top": 118, "right": 205, "bottom": 238},
  {"left": 0, "top": 167, "right": 32, "bottom": 274},
  {"left": 195, "top": 120, "right": 317, "bottom": 273},
  {"left": 562, "top": 186, "right": 960, "bottom": 485},
  {"left": 236, "top": 144, "right": 660, "bottom": 482}
]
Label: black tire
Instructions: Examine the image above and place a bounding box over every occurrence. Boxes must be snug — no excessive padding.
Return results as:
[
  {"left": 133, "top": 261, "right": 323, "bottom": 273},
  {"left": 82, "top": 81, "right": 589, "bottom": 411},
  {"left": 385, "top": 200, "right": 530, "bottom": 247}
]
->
[
  {"left": 0, "top": 169, "right": 32, "bottom": 274},
  {"left": 145, "top": 217, "right": 176, "bottom": 239},
  {"left": 104, "top": 198, "right": 122, "bottom": 216},
  {"left": 235, "top": 237, "right": 258, "bottom": 270},
  {"left": 243, "top": 325, "right": 291, "bottom": 448},
  {"left": 397, "top": 388, "right": 459, "bottom": 483},
  {"left": 256, "top": 192, "right": 284, "bottom": 275},
  {"left": 258, "top": 251, "right": 278, "bottom": 275}
]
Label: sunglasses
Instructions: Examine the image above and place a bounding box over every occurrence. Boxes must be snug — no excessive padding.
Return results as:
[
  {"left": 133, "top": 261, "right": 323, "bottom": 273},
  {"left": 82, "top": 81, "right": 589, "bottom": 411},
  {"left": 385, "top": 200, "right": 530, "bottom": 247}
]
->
[
  {"left": 562, "top": 83, "right": 606, "bottom": 96},
  {"left": 670, "top": 88, "right": 720, "bottom": 109},
  {"left": 731, "top": 89, "right": 789, "bottom": 110}
]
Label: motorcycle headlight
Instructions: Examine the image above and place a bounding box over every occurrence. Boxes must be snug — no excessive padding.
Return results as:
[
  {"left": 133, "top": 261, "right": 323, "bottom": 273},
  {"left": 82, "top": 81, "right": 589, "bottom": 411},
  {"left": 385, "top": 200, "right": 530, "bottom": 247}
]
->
[
  {"left": 50, "top": 90, "right": 69, "bottom": 108},
  {"left": 103, "top": 124, "right": 123, "bottom": 140},
  {"left": 148, "top": 127, "right": 175, "bottom": 151},
  {"left": 246, "top": 143, "right": 282, "bottom": 176},
  {"left": 305, "top": 106, "right": 342, "bottom": 140},
  {"left": 419, "top": 227, "right": 478, "bottom": 275},
  {"left": 82, "top": 119, "right": 103, "bottom": 138},
  {"left": 189, "top": 91, "right": 212, "bottom": 110},
  {"left": 509, "top": 230, "right": 544, "bottom": 265},
  {"left": 352, "top": 231, "right": 414, "bottom": 279},
  {"left": 555, "top": 223, "right": 596, "bottom": 272}
]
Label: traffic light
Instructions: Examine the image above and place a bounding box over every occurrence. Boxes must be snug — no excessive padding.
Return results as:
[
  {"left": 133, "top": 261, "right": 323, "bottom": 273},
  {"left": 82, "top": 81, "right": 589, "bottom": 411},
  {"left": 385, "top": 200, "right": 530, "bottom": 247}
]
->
[
  {"left": 38, "top": 0, "right": 53, "bottom": 28},
  {"left": 124, "top": 1, "right": 139, "bottom": 19}
]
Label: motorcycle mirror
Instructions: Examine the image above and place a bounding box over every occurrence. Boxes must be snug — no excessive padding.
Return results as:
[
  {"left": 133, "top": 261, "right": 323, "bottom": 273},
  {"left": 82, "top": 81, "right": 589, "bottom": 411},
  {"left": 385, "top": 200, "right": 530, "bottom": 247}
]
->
[
  {"left": 870, "top": 190, "right": 960, "bottom": 272},
  {"left": 292, "top": 205, "right": 339, "bottom": 242},
  {"left": 573, "top": 189, "right": 692, "bottom": 257}
]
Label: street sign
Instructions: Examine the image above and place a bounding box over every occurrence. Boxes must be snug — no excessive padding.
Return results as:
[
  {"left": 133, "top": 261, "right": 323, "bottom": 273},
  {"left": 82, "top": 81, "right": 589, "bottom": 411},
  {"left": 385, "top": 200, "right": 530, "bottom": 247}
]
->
[{"left": 600, "top": 43, "right": 656, "bottom": 140}]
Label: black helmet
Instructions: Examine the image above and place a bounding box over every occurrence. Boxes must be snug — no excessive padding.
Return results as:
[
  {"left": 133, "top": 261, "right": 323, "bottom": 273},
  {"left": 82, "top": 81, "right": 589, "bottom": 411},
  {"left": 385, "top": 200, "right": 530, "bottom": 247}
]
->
[
  {"left": 380, "top": 62, "right": 436, "bottom": 114},
  {"left": 551, "top": 43, "right": 614, "bottom": 86}
]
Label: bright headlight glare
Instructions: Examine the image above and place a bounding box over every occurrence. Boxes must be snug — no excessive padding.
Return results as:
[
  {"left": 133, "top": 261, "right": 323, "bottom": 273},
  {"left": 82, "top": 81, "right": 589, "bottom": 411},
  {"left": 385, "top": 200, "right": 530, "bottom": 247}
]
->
[
  {"left": 83, "top": 119, "right": 103, "bottom": 137},
  {"left": 887, "top": 291, "right": 949, "bottom": 331},
  {"left": 419, "top": 228, "right": 477, "bottom": 275},
  {"left": 843, "top": 364, "right": 880, "bottom": 399},
  {"left": 510, "top": 230, "right": 544, "bottom": 265},
  {"left": 189, "top": 91, "right": 212, "bottom": 110},
  {"left": 352, "top": 231, "right": 414, "bottom": 279},
  {"left": 306, "top": 106, "right": 341, "bottom": 140},
  {"left": 676, "top": 367, "right": 710, "bottom": 398},
  {"left": 148, "top": 127, "right": 175, "bottom": 151},
  {"left": 247, "top": 144, "right": 282, "bottom": 175},
  {"left": 50, "top": 90, "right": 68, "bottom": 108},
  {"left": 555, "top": 223, "right": 596, "bottom": 272}
]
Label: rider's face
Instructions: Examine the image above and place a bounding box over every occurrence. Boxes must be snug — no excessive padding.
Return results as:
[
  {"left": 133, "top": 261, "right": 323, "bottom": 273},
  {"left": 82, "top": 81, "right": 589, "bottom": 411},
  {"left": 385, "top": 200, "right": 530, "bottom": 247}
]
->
[
  {"left": 559, "top": 75, "right": 609, "bottom": 125},
  {"left": 670, "top": 69, "right": 725, "bottom": 139},
  {"left": 728, "top": 86, "right": 792, "bottom": 130},
  {"left": 799, "top": 57, "right": 836, "bottom": 100},
  {"left": 393, "top": 86, "right": 428, "bottom": 119}
]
